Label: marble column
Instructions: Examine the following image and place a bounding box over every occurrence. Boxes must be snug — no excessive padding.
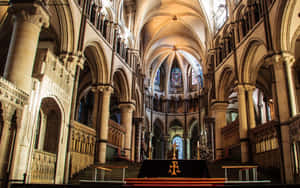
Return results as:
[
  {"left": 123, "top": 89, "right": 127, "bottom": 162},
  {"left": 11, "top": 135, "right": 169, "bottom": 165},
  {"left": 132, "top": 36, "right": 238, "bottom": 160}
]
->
[
  {"left": 245, "top": 85, "right": 256, "bottom": 129},
  {"left": 266, "top": 53, "right": 296, "bottom": 183},
  {"left": 0, "top": 103, "right": 16, "bottom": 179},
  {"left": 119, "top": 103, "right": 135, "bottom": 159},
  {"left": 96, "top": 86, "right": 113, "bottom": 164},
  {"left": 235, "top": 84, "right": 249, "bottom": 163},
  {"left": 4, "top": 2, "right": 49, "bottom": 93},
  {"left": 211, "top": 102, "right": 228, "bottom": 160}
]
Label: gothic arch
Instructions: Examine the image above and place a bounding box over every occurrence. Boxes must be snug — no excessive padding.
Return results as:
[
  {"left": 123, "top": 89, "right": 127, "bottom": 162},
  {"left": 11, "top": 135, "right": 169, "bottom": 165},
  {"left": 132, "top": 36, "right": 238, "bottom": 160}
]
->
[
  {"left": 239, "top": 39, "right": 267, "bottom": 84},
  {"left": 217, "top": 66, "right": 235, "bottom": 101},
  {"left": 36, "top": 97, "right": 64, "bottom": 154},
  {"left": 188, "top": 118, "right": 199, "bottom": 138},
  {"left": 168, "top": 119, "right": 183, "bottom": 130},
  {"left": 112, "top": 68, "right": 130, "bottom": 101},
  {"left": 276, "top": 0, "right": 299, "bottom": 52},
  {"left": 49, "top": 0, "right": 76, "bottom": 53},
  {"left": 153, "top": 118, "right": 164, "bottom": 136},
  {"left": 83, "top": 42, "right": 109, "bottom": 84}
]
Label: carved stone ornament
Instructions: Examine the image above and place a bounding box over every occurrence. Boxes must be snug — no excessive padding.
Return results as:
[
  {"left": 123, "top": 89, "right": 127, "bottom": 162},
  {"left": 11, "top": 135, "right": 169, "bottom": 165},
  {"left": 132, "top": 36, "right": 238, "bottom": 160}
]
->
[{"left": 8, "top": 2, "right": 49, "bottom": 28}]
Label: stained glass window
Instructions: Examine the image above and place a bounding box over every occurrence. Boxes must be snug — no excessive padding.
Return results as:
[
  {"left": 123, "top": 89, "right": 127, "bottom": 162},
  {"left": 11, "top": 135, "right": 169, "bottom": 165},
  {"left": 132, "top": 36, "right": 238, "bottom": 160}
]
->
[
  {"left": 192, "top": 69, "right": 199, "bottom": 85},
  {"left": 155, "top": 69, "right": 160, "bottom": 86},
  {"left": 172, "top": 136, "right": 183, "bottom": 159},
  {"left": 200, "top": 0, "right": 228, "bottom": 31},
  {"left": 199, "top": 71, "right": 204, "bottom": 88},
  {"left": 171, "top": 67, "right": 182, "bottom": 88},
  {"left": 191, "top": 66, "right": 204, "bottom": 88},
  {"left": 214, "top": 0, "right": 227, "bottom": 29}
]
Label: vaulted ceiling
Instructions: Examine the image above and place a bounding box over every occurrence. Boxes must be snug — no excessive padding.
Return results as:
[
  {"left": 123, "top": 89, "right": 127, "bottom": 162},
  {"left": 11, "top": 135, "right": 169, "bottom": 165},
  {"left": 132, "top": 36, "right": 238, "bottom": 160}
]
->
[{"left": 133, "top": 0, "right": 212, "bottom": 80}]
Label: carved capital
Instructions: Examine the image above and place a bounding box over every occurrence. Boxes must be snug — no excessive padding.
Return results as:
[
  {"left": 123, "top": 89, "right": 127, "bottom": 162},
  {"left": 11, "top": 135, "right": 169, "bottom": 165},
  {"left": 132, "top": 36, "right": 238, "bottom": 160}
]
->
[
  {"left": 97, "top": 85, "right": 114, "bottom": 96},
  {"left": 119, "top": 102, "right": 135, "bottom": 113},
  {"left": 244, "top": 84, "right": 256, "bottom": 93},
  {"left": 9, "top": 1, "right": 49, "bottom": 29},
  {"left": 234, "top": 84, "right": 246, "bottom": 94},
  {"left": 265, "top": 52, "right": 295, "bottom": 67},
  {"left": 1, "top": 102, "right": 16, "bottom": 122},
  {"left": 60, "top": 52, "right": 86, "bottom": 74}
]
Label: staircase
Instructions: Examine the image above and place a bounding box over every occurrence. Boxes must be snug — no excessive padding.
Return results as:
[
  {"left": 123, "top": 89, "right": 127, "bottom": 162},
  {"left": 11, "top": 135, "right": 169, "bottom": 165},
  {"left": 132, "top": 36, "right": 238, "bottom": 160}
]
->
[{"left": 69, "top": 160, "right": 142, "bottom": 184}]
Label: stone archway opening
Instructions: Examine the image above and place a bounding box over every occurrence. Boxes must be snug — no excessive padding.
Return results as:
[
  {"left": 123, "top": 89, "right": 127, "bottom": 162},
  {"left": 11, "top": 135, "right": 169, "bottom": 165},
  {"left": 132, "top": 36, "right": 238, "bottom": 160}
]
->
[{"left": 31, "top": 98, "right": 62, "bottom": 184}]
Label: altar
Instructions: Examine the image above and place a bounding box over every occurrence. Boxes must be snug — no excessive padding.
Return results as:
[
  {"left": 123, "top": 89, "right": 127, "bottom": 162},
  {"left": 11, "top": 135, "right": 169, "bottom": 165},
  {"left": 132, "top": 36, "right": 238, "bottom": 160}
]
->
[{"left": 138, "top": 160, "right": 210, "bottom": 178}]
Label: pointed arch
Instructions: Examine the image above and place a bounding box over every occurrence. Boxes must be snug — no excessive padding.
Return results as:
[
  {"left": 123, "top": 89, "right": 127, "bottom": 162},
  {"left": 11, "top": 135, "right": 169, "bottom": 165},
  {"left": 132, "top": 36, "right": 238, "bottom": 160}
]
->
[
  {"left": 112, "top": 68, "right": 130, "bottom": 101},
  {"left": 83, "top": 42, "right": 110, "bottom": 84},
  {"left": 217, "top": 66, "right": 235, "bottom": 101},
  {"left": 239, "top": 39, "right": 267, "bottom": 84}
]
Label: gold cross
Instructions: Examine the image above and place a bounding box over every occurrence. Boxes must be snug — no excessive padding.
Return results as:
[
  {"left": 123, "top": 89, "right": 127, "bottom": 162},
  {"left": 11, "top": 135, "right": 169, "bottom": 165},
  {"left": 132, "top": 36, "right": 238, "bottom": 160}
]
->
[{"left": 168, "top": 161, "right": 181, "bottom": 176}]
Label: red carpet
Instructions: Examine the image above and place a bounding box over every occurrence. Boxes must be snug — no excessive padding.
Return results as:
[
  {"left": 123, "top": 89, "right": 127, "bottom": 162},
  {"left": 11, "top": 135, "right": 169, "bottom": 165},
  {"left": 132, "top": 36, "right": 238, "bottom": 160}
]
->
[{"left": 124, "top": 177, "right": 226, "bottom": 187}]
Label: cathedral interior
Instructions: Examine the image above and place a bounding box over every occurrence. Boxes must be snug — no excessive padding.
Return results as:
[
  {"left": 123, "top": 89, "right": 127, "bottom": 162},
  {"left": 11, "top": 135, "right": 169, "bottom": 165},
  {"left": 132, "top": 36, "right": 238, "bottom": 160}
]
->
[{"left": 0, "top": 0, "right": 300, "bottom": 187}]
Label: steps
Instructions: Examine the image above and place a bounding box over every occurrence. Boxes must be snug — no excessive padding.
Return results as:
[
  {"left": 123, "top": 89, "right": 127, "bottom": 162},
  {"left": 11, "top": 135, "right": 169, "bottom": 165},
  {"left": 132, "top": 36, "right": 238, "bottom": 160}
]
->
[
  {"left": 69, "top": 160, "right": 142, "bottom": 184},
  {"left": 124, "top": 178, "right": 226, "bottom": 187}
]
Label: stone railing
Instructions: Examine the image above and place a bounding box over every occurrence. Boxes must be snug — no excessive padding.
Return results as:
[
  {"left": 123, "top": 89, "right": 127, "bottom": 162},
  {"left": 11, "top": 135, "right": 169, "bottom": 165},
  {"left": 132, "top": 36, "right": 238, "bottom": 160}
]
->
[
  {"left": 108, "top": 120, "right": 125, "bottom": 148},
  {"left": 0, "top": 77, "right": 29, "bottom": 108},
  {"left": 70, "top": 121, "right": 96, "bottom": 177},
  {"left": 30, "top": 150, "right": 56, "bottom": 184}
]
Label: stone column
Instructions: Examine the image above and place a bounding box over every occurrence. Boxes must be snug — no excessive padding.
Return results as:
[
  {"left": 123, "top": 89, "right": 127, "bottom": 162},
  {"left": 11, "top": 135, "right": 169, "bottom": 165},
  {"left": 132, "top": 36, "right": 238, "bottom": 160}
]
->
[
  {"left": 211, "top": 102, "right": 228, "bottom": 160},
  {"left": 135, "top": 118, "right": 143, "bottom": 163},
  {"left": 245, "top": 85, "right": 256, "bottom": 129},
  {"left": 105, "top": 21, "right": 111, "bottom": 40},
  {"left": 0, "top": 103, "right": 16, "bottom": 179},
  {"left": 4, "top": 2, "right": 49, "bottom": 93},
  {"left": 131, "top": 121, "right": 135, "bottom": 161},
  {"left": 235, "top": 84, "right": 249, "bottom": 163},
  {"left": 96, "top": 86, "right": 113, "bottom": 164},
  {"left": 266, "top": 54, "right": 297, "bottom": 183},
  {"left": 186, "top": 137, "right": 190, "bottom": 160},
  {"left": 163, "top": 136, "right": 170, "bottom": 160},
  {"left": 119, "top": 103, "right": 135, "bottom": 159}
]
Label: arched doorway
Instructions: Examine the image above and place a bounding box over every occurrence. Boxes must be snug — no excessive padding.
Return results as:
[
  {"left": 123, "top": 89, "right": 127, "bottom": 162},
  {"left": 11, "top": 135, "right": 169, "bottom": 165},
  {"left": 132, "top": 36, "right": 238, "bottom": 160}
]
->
[{"left": 32, "top": 98, "right": 62, "bottom": 183}]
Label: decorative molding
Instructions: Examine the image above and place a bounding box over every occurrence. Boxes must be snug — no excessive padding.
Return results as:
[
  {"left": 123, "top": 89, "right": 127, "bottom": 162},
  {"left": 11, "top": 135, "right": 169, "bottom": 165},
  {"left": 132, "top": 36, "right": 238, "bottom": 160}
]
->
[{"left": 0, "top": 77, "right": 29, "bottom": 108}]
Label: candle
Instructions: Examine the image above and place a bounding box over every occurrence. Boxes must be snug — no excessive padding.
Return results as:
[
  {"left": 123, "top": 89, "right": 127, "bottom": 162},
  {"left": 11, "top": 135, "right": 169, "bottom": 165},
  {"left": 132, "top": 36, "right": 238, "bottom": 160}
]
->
[{"left": 197, "top": 141, "right": 199, "bottom": 148}]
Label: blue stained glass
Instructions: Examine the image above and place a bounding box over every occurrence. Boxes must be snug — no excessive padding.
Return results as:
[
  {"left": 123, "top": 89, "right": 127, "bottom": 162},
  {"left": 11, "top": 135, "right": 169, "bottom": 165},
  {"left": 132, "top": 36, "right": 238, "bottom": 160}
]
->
[
  {"left": 171, "top": 67, "right": 182, "bottom": 88},
  {"left": 172, "top": 136, "right": 183, "bottom": 159},
  {"left": 199, "top": 71, "right": 204, "bottom": 88},
  {"left": 155, "top": 69, "right": 160, "bottom": 85}
]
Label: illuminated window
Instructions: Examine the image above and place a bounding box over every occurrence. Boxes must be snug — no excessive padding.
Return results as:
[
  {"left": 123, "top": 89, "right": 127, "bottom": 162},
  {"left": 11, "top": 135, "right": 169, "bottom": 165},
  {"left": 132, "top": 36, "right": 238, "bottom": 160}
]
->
[
  {"left": 172, "top": 136, "right": 183, "bottom": 159},
  {"left": 192, "top": 69, "right": 200, "bottom": 85},
  {"left": 200, "top": 0, "right": 228, "bottom": 31},
  {"left": 214, "top": 0, "right": 227, "bottom": 29},
  {"left": 171, "top": 67, "right": 182, "bottom": 88},
  {"left": 155, "top": 69, "right": 160, "bottom": 86}
]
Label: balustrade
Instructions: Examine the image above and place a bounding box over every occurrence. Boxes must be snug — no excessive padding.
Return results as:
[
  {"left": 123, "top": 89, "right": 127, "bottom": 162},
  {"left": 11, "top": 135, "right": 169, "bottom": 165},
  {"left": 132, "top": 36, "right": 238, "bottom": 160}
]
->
[
  {"left": 108, "top": 119, "right": 125, "bottom": 148},
  {"left": 69, "top": 121, "right": 96, "bottom": 177},
  {"left": 30, "top": 150, "right": 56, "bottom": 184}
]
